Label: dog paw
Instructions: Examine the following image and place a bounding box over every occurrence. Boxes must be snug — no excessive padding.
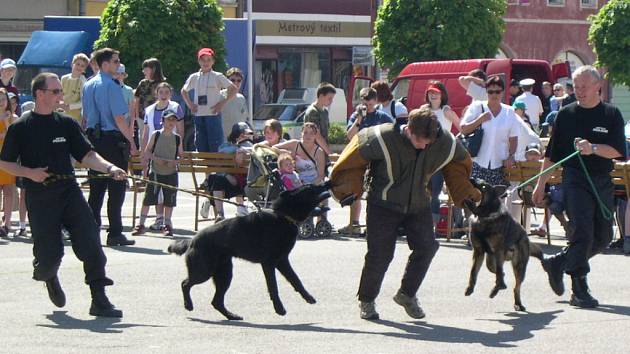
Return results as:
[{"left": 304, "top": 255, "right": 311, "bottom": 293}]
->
[
  {"left": 489, "top": 286, "right": 505, "bottom": 298},
  {"left": 302, "top": 293, "right": 316, "bottom": 304},
  {"left": 465, "top": 287, "right": 474, "bottom": 296},
  {"left": 225, "top": 312, "right": 244, "bottom": 321},
  {"left": 184, "top": 301, "right": 193, "bottom": 311},
  {"left": 275, "top": 307, "right": 287, "bottom": 316},
  {"left": 514, "top": 304, "right": 526, "bottom": 312}
]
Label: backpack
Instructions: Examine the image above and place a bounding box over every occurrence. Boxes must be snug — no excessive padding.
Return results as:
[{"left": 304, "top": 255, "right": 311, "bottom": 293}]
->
[{"left": 151, "top": 130, "right": 181, "bottom": 160}]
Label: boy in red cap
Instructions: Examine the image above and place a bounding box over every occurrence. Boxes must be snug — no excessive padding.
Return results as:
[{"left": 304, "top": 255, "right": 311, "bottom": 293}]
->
[{"left": 181, "top": 48, "right": 237, "bottom": 152}]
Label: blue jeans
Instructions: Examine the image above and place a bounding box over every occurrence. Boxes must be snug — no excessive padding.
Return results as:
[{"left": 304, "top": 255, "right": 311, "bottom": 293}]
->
[
  {"left": 194, "top": 115, "right": 224, "bottom": 152},
  {"left": 430, "top": 172, "right": 444, "bottom": 215}
]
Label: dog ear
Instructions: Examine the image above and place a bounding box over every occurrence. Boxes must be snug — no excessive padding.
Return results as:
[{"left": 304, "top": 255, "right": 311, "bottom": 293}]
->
[
  {"left": 463, "top": 198, "right": 478, "bottom": 214},
  {"left": 494, "top": 185, "right": 508, "bottom": 198}
]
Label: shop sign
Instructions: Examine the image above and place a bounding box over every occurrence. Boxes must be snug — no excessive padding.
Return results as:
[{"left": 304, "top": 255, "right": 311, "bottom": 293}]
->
[{"left": 256, "top": 20, "right": 371, "bottom": 38}]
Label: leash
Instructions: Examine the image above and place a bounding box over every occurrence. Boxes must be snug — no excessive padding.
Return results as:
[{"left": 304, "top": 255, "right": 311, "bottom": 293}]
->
[
  {"left": 44, "top": 172, "right": 260, "bottom": 211},
  {"left": 507, "top": 146, "right": 612, "bottom": 220}
]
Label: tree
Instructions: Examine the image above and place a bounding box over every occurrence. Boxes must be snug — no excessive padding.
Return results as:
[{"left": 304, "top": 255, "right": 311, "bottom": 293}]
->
[
  {"left": 588, "top": 0, "right": 630, "bottom": 87},
  {"left": 373, "top": 0, "right": 506, "bottom": 78},
  {"left": 94, "top": 0, "right": 226, "bottom": 89}
]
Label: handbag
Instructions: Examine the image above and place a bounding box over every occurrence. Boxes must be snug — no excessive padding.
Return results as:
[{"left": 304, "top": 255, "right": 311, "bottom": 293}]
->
[{"left": 458, "top": 105, "right": 485, "bottom": 157}]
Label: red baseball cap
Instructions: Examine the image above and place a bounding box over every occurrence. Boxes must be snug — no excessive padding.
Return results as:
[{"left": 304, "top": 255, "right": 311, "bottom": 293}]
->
[
  {"left": 197, "top": 47, "right": 215, "bottom": 59},
  {"left": 426, "top": 84, "right": 442, "bottom": 94}
]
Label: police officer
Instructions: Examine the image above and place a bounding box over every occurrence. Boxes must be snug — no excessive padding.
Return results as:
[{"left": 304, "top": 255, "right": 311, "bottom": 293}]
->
[
  {"left": 0, "top": 72, "right": 126, "bottom": 317},
  {"left": 82, "top": 48, "right": 136, "bottom": 246},
  {"left": 533, "top": 65, "right": 626, "bottom": 308}
]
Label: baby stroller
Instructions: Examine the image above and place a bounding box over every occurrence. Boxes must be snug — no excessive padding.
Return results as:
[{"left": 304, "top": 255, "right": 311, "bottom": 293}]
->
[{"left": 245, "top": 145, "right": 333, "bottom": 239}]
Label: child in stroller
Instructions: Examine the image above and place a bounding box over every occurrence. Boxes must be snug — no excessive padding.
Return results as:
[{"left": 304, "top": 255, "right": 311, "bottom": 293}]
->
[{"left": 245, "top": 145, "right": 332, "bottom": 238}]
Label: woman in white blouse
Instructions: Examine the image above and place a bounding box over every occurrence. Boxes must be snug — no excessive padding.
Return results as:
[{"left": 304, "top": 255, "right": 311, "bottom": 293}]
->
[{"left": 460, "top": 75, "right": 520, "bottom": 186}]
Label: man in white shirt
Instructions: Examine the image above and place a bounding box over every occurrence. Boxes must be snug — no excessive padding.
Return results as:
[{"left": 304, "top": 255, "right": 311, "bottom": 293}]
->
[
  {"left": 516, "top": 78, "right": 543, "bottom": 129},
  {"left": 458, "top": 69, "right": 488, "bottom": 102}
]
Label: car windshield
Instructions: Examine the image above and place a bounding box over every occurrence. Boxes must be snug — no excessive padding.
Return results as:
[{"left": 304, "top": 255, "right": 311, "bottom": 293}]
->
[{"left": 253, "top": 104, "right": 298, "bottom": 121}]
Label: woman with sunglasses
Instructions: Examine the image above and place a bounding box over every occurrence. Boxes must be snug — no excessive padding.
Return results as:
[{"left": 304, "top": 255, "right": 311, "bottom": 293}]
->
[
  {"left": 460, "top": 75, "right": 520, "bottom": 186},
  {"left": 220, "top": 67, "right": 249, "bottom": 140}
]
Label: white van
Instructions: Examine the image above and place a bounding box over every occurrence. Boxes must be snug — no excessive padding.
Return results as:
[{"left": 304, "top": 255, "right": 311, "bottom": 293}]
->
[{"left": 252, "top": 88, "right": 347, "bottom": 140}]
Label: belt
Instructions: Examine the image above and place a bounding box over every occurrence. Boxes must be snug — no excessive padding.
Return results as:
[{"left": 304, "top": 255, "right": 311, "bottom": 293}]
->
[{"left": 101, "top": 130, "right": 123, "bottom": 137}]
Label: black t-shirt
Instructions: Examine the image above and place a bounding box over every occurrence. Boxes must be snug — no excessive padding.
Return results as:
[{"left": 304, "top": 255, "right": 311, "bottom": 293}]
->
[
  {"left": 545, "top": 101, "right": 626, "bottom": 174},
  {"left": 0, "top": 111, "right": 93, "bottom": 190}
]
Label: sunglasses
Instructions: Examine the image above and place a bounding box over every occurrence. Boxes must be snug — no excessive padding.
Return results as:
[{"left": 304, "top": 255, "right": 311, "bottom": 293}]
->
[
  {"left": 43, "top": 89, "right": 63, "bottom": 95},
  {"left": 486, "top": 89, "right": 503, "bottom": 95},
  {"left": 230, "top": 78, "right": 242, "bottom": 83}
]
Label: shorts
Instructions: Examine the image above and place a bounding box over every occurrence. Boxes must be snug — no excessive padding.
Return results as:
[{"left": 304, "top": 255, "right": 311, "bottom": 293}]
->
[{"left": 142, "top": 172, "right": 178, "bottom": 207}]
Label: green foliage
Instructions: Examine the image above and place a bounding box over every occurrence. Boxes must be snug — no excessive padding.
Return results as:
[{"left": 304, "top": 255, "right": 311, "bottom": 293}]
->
[
  {"left": 95, "top": 0, "right": 226, "bottom": 89},
  {"left": 373, "top": 0, "right": 506, "bottom": 78},
  {"left": 328, "top": 122, "right": 348, "bottom": 145},
  {"left": 588, "top": 0, "right": 630, "bottom": 87}
]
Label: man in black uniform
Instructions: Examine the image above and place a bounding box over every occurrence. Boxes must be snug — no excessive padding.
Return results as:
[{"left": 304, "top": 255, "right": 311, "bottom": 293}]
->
[
  {"left": 82, "top": 48, "right": 137, "bottom": 246},
  {"left": 533, "top": 66, "right": 626, "bottom": 308},
  {"left": 0, "top": 73, "right": 127, "bottom": 317}
]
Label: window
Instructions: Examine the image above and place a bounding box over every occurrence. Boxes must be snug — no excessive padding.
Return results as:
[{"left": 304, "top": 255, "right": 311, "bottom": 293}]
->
[
  {"left": 547, "top": 0, "right": 565, "bottom": 6},
  {"left": 581, "top": 0, "right": 597, "bottom": 9}
]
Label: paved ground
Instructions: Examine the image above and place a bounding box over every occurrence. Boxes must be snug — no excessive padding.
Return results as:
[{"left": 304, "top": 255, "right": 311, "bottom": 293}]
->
[{"left": 1, "top": 174, "right": 629, "bottom": 353}]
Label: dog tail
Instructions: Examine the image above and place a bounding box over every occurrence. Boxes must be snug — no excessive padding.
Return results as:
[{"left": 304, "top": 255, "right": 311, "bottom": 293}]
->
[
  {"left": 529, "top": 242, "right": 543, "bottom": 261},
  {"left": 167, "top": 239, "right": 191, "bottom": 256}
]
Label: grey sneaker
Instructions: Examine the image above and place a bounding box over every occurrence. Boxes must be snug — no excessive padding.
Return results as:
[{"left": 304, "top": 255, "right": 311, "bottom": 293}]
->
[
  {"left": 359, "top": 301, "right": 379, "bottom": 320},
  {"left": 393, "top": 290, "right": 426, "bottom": 319}
]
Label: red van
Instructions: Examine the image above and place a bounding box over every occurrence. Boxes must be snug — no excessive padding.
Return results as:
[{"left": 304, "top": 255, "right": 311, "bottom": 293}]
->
[{"left": 348, "top": 58, "right": 570, "bottom": 125}]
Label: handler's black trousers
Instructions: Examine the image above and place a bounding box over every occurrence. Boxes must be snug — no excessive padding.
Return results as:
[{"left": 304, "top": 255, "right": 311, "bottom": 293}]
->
[
  {"left": 358, "top": 203, "right": 439, "bottom": 302},
  {"left": 560, "top": 166, "right": 614, "bottom": 276},
  {"left": 26, "top": 182, "right": 109, "bottom": 284},
  {"left": 88, "top": 133, "right": 129, "bottom": 236}
]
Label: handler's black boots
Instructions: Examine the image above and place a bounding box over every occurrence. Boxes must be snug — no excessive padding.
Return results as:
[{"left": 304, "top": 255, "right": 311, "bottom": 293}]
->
[
  {"left": 89, "top": 285, "right": 123, "bottom": 317},
  {"left": 45, "top": 276, "right": 66, "bottom": 308},
  {"left": 541, "top": 254, "right": 566, "bottom": 296},
  {"left": 569, "top": 275, "right": 599, "bottom": 308}
]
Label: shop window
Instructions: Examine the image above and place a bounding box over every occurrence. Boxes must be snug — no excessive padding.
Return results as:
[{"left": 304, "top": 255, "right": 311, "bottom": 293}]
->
[
  {"left": 553, "top": 51, "right": 586, "bottom": 75},
  {"left": 278, "top": 48, "right": 331, "bottom": 92},
  {"left": 580, "top": 0, "right": 597, "bottom": 9},
  {"left": 333, "top": 60, "right": 352, "bottom": 97},
  {"left": 547, "top": 0, "right": 565, "bottom": 7},
  {"left": 254, "top": 60, "right": 277, "bottom": 110}
]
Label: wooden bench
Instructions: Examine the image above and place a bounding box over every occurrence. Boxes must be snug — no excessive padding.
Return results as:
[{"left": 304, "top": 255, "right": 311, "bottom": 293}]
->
[
  {"left": 127, "top": 154, "right": 147, "bottom": 228},
  {"left": 179, "top": 151, "right": 249, "bottom": 231}
]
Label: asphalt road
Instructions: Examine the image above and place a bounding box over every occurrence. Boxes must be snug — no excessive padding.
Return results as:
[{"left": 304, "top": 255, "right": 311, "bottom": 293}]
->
[{"left": 1, "top": 175, "right": 629, "bottom": 353}]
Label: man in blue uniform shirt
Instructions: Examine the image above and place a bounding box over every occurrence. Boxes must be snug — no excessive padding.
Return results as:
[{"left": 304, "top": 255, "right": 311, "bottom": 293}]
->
[{"left": 83, "top": 48, "right": 136, "bottom": 246}]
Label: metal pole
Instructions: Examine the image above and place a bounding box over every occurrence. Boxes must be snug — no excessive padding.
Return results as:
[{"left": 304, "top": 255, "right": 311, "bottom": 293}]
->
[{"left": 247, "top": 0, "right": 254, "bottom": 126}]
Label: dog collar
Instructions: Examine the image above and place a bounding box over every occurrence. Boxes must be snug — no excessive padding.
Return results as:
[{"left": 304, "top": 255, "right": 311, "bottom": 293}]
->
[{"left": 279, "top": 213, "right": 299, "bottom": 225}]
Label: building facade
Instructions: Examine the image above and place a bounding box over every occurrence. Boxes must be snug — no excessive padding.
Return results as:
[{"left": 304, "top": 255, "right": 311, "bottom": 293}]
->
[{"left": 250, "top": 0, "right": 376, "bottom": 108}]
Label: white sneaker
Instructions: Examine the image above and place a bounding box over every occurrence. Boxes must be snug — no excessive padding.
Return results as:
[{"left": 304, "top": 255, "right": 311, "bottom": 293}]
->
[
  {"left": 236, "top": 205, "right": 249, "bottom": 217},
  {"left": 200, "top": 200, "right": 211, "bottom": 219}
]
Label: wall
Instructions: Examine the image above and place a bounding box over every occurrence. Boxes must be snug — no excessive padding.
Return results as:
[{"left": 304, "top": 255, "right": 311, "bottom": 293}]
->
[{"left": 502, "top": 0, "right": 604, "bottom": 65}]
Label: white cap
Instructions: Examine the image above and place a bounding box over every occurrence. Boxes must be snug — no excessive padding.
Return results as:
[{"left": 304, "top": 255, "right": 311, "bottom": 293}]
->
[
  {"left": 0, "top": 58, "right": 16, "bottom": 70},
  {"left": 519, "top": 78, "right": 535, "bottom": 86}
]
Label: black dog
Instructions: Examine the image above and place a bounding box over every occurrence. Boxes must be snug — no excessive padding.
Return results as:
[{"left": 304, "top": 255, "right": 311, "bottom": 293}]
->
[
  {"left": 168, "top": 182, "right": 331, "bottom": 320},
  {"left": 464, "top": 179, "right": 543, "bottom": 311}
]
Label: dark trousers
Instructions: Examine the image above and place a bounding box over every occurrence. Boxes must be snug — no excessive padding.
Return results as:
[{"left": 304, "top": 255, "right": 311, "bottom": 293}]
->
[
  {"left": 358, "top": 203, "right": 440, "bottom": 302},
  {"left": 88, "top": 134, "right": 129, "bottom": 237},
  {"left": 26, "top": 183, "right": 109, "bottom": 285},
  {"left": 560, "top": 166, "right": 614, "bottom": 276}
]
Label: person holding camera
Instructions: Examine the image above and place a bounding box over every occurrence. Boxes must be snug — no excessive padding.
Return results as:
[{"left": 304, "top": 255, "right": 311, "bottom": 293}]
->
[
  {"left": 82, "top": 48, "right": 136, "bottom": 246},
  {"left": 339, "top": 87, "right": 393, "bottom": 235},
  {"left": 181, "top": 48, "right": 237, "bottom": 153}
]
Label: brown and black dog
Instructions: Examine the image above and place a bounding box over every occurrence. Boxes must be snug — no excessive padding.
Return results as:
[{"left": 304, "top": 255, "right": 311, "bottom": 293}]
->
[{"left": 464, "top": 179, "right": 543, "bottom": 311}]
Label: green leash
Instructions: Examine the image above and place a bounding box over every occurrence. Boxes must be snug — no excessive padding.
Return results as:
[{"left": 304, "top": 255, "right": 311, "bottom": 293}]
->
[{"left": 512, "top": 147, "right": 612, "bottom": 220}]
